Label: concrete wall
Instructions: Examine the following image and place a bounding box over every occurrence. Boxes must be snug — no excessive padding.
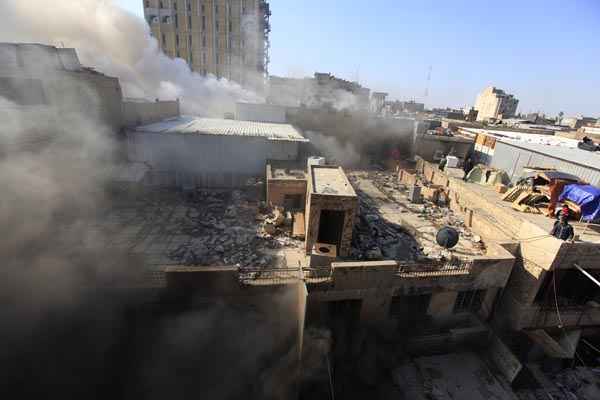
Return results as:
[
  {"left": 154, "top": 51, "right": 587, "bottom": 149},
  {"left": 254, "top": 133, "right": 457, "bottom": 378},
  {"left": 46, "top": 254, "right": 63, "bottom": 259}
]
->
[
  {"left": 308, "top": 254, "right": 514, "bottom": 326},
  {"left": 122, "top": 99, "right": 180, "bottom": 127},
  {"left": 127, "top": 131, "right": 299, "bottom": 188}
]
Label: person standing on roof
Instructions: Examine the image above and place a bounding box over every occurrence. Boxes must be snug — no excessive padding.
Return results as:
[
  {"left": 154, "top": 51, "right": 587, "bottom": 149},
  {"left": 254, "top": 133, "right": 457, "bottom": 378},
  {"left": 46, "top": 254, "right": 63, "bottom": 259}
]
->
[
  {"left": 550, "top": 214, "right": 575, "bottom": 241},
  {"left": 438, "top": 154, "right": 447, "bottom": 171},
  {"left": 462, "top": 154, "right": 474, "bottom": 181}
]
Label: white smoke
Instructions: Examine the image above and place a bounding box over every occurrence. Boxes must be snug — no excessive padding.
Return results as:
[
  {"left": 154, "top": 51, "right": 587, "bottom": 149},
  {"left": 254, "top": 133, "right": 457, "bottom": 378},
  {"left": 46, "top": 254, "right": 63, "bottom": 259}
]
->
[
  {"left": 0, "top": 0, "right": 263, "bottom": 116},
  {"left": 305, "top": 130, "right": 361, "bottom": 167}
]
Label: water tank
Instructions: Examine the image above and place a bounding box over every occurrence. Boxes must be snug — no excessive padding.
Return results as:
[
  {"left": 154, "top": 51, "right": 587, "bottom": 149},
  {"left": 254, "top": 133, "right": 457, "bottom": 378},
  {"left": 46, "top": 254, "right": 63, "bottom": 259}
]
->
[
  {"left": 436, "top": 226, "right": 459, "bottom": 249},
  {"left": 307, "top": 156, "right": 326, "bottom": 170}
]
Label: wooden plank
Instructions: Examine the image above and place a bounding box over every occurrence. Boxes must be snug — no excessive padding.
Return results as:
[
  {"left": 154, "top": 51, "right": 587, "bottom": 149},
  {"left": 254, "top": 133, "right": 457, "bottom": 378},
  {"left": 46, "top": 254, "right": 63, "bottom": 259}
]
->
[{"left": 292, "top": 212, "right": 305, "bottom": 239}]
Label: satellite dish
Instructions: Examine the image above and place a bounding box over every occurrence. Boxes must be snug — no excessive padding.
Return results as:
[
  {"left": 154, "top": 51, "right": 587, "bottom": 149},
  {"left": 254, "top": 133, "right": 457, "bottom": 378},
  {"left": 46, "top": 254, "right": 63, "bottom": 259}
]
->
[{"left": 436, "top": 226, "right": 459, "bottom": 249}]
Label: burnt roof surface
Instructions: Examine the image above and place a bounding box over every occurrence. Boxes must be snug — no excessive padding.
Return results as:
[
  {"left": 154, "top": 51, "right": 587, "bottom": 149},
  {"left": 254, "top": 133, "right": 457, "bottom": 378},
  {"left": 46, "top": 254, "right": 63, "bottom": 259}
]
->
[{"left": 311, "top": 165, "right": 356, "bottom": 196}]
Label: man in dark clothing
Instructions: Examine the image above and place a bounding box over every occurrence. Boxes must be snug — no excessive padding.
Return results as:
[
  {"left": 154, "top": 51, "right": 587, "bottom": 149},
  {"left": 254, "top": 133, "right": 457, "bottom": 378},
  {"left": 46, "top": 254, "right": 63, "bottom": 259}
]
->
[
  {"left": 462, "top": 155, "right": 474, "bottom": 181},
  {"left": 438, "top": 154, "right": 447, "bottom": 171},
  {"left": 550, "top": 214, "right": 575, "bottom": 241}
]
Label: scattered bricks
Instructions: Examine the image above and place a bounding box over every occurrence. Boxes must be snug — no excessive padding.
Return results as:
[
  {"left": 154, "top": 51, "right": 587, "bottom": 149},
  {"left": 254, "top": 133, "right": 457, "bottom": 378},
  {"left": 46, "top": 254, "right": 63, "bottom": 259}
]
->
[
  {"left": 432, "top": 171, "right": 450, "bottom": 187},
  {"left": 398, "top": 169, "right": 417, "bottom": 186},
  {"left": 421, "top": 185, "right": 444, "bottom": 203},
  {"left": 495, "top": 183, "right": 508, "bottom": 194},
  {"left": 423, "top": 163, "right": 436, "bottom": 183}
]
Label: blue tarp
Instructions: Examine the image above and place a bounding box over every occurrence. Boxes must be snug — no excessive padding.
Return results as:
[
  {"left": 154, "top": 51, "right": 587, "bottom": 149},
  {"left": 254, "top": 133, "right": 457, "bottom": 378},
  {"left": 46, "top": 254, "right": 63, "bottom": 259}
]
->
[{"left": 559, "top": 184, "right": 600, "bottom": 221}]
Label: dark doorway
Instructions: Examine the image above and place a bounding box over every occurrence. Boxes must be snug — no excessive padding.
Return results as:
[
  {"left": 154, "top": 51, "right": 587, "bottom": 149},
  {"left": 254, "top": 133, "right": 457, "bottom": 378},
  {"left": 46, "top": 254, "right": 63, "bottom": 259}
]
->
[{"left": 317, "top": 209, "right": 345, "bottom": 247}]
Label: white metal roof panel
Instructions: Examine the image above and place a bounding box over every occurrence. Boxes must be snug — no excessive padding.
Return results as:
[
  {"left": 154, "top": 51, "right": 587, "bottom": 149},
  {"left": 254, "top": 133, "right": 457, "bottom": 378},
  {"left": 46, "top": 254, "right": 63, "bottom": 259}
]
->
[
  {"left": 500, "top": 139, "right": 600, "bottom": 171},
  {"left": 133, "top": 116, "right": 308, "bottom": 142}
]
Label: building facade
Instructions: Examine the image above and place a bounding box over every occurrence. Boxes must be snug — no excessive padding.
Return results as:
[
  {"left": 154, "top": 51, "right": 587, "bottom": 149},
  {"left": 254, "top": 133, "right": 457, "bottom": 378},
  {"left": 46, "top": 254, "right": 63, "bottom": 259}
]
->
[
  {"left": 143, "top": 0, "right": 270, "bottom": 89},
  {"left": 474, "top": 86, "right": 519, "bottom": 121}
]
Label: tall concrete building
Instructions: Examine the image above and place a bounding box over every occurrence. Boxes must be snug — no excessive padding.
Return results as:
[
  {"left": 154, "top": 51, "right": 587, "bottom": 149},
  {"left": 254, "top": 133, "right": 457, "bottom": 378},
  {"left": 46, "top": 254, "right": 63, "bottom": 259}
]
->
[
  {"left": 474, "top": 86, "right": 519, "bottom": 121},
  {"left": 143, "top": 0, "right": 270, "bottom": 89}
]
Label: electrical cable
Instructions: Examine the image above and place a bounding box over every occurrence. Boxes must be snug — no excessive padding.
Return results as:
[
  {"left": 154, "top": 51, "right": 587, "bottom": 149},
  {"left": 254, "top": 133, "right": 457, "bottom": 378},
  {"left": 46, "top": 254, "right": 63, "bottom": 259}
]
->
[{"left": 552, "top": 273, "right": 587, "bottom": 367}]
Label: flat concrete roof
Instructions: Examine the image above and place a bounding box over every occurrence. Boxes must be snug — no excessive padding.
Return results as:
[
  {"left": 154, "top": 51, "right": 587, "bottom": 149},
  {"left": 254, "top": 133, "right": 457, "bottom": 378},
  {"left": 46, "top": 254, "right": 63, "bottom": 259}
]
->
[
  {"left": 266, "top": 160, "right": 307, "bottom": 180},
  {"left": 133, "top": 116, "right": 309, "bottom": 143},
  {"left": 311, "top": 165, "right": 356, "bottom": 196}
]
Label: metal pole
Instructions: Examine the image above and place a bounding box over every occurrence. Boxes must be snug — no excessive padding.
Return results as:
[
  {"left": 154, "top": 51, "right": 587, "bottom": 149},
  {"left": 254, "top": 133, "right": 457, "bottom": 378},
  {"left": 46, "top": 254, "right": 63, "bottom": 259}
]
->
[{"left": 574, "top": 263, "right": 600, "bottom": 288}]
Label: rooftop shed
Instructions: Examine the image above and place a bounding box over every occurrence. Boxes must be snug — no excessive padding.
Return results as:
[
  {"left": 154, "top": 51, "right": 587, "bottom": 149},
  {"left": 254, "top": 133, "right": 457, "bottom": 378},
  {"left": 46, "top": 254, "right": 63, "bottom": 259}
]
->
[{"left": 127, "top": 116, "right": 308, "bottom": 188}]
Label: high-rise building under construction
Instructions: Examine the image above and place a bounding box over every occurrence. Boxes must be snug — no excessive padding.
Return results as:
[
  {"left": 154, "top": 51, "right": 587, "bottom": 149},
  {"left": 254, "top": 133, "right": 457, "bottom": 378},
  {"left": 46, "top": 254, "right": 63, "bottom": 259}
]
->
[{"left": 143, "top": 0, "right": 270, "bottom": 89}]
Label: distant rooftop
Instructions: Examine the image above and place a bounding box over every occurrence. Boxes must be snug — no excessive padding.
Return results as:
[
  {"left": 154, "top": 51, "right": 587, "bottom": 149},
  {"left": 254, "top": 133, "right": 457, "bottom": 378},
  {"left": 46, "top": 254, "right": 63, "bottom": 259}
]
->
[
  {"left": 311, "top": 165, "right": 356, "bottom": 196},
  {"left": 133, "top": 116, "right": 308, "bottom": 142}
]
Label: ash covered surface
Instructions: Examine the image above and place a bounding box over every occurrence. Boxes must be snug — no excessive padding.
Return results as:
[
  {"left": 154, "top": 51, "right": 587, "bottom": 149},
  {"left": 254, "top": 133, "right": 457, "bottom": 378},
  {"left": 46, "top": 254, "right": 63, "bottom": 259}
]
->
[
  {"left": 74, "top": 187, "right": 303, "bottom": 271},
  {"left": 347, "top": 170, "right": 485, "bottom": 262}
]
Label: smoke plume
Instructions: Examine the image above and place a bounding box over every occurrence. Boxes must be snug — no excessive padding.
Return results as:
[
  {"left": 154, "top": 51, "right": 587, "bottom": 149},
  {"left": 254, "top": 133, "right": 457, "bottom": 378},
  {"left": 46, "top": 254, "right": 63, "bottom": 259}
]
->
[{"left": 0, "top": 0, "right": 262, "bottom": 116}]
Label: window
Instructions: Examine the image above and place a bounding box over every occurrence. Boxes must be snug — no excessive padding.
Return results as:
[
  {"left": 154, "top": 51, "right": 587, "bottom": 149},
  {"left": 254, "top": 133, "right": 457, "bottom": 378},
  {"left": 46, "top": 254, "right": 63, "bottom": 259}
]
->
[
  {"left": 173, "top": 0, "right": 177, "bottom": 10},
  {"left": 188, "top": 15, "right": 192, "bottom": 28},
  {"left": 145, "top": 1, "right": 150, "bottom": 7},
  {"left": 229, "top": 20, "right": 232, "bottom": 32},
  {"left": 201, "top": 15, "right": 206, "bottom": 30},
  {"left": 201, "top": 4, "right": 205, "bottom": 13},
  {"left": 189, "top": 52, "right": 193, "bottom": 64},
  {"left": 174, "top": 14, "right": 178, "bottom": 28},
  {"left": 216, "top": 54, "right": 220, "bottom": 65},
  {"left": 389, "top": 294, "right": 431, "bottom": 319},
  {"left": 175, "top": 34, "right": 179, "bottom": 46},
  {"left": 159, "top": 1, "right": 164, "bottom": 8},
  {"left": 188, "top": 35, "right": 192, "bottom": 48},
  {"left": 215, "top": 4, "right": 219, "bottom": 15},
  {"left": 162, "top": 15, "right": 171, "bottom": 23},
  {"left": 187, "top": 0, "right": 191, "bottom": 12},
  {"left": 161, "top": 33, "right": 166, "bottom": 46},
  {"left": 202, "top": 35, "right": 206, "bottom": 47},
  {"left": 453, "top": 290, "right": 485, "bottom": 313},
  {"left": 216, "top": 21, "right": 219, "bottom": 32}
]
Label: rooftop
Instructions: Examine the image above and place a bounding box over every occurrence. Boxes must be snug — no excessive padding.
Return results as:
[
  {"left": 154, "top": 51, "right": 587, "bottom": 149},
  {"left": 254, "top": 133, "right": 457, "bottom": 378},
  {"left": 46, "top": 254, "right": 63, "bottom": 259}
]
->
[
  {"left": 310, "top": 165, "right": 356, "bottom": 196},
  {"left": 462, "top": 127, "right": 600, "bottom": 171},
  {"left": 266, "top": 160, "right": 307, "bottom": 180},
  {"left": 133, "top": 116, "right": 308, "bottom": 142}
]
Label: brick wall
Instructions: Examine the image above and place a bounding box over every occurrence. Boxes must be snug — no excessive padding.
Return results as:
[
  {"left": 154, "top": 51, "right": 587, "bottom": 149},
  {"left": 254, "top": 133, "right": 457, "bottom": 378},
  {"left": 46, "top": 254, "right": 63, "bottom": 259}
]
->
[
  {"left": 304, "top": 193, "right": 358, "bottom": 257},
  {"left": 266, "top": 179, "right": 307, "bottom": 208}
]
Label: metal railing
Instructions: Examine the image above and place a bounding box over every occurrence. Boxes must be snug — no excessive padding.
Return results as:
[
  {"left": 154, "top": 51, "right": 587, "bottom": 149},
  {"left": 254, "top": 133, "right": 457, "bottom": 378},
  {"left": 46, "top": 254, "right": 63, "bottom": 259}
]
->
[
  {"left": 397, "top": 259, "right": 473, "bottom": 278},
  {"left": 238, "top": 266, "right": 334, "bottom": 285},
  {"left": 238, "top": 267, "right": 304, "bottom": 286}
]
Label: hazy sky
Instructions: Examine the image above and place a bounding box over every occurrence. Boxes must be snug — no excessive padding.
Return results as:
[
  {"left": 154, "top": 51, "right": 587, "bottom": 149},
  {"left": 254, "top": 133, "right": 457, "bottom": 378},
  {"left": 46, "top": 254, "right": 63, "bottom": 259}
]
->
[{"left": 117, "top": 0, "right": 599, "bottom": 116}]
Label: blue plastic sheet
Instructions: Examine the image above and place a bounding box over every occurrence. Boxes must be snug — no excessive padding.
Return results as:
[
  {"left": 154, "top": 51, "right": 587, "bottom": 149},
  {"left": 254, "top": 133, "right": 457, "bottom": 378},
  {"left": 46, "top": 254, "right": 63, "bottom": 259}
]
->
[{"left": 559, "top": 184, "right": 600, "bottom": 221}]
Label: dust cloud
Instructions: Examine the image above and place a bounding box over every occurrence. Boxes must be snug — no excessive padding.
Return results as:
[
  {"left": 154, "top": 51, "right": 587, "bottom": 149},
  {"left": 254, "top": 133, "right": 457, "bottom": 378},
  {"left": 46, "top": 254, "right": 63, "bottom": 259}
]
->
[{"left": 0, "top": 0, "right": 262, "bottom": 116}]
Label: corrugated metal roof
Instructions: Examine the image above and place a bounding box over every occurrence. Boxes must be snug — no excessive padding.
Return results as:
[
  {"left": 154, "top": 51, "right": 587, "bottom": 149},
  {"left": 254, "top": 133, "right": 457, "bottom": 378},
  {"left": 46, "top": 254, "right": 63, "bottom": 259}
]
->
[
  {"left": 133, "top": 116, "right": 308, "bottom": 142},
  {"left": 500, "top": 139, "right": 600, "bottom": 171}
]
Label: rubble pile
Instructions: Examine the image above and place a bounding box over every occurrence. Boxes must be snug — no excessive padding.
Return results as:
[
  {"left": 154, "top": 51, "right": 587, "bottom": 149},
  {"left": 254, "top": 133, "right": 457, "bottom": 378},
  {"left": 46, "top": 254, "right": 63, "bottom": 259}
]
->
[
  {"left": 167, "top": 190, "right": 301, "bottom": 267},
  {"left": 351, "top": 190, "right": 421, "bottom": 261},
  {"left": 376, "top": 171, "right": 484, "bottom": 250}
]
